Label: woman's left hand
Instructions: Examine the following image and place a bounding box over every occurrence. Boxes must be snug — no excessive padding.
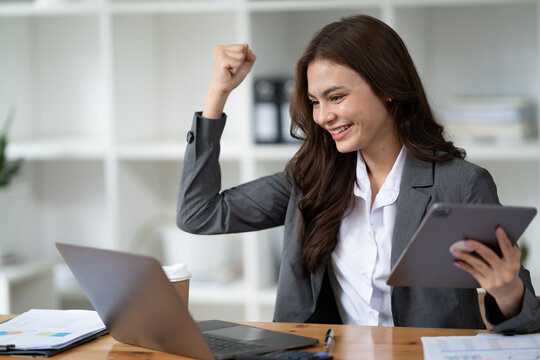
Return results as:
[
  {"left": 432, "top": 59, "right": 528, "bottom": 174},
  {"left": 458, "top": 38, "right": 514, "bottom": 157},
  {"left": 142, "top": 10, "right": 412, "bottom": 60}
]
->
[{"left": 451, "top": 226, "right": 524, "bottom": 319}]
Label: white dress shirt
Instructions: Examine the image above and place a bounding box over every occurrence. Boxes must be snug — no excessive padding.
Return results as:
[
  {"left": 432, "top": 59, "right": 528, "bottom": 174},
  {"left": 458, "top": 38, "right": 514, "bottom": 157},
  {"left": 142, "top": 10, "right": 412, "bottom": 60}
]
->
[{"left": 329, "top": 147, "right": 406, "bottom": 326}]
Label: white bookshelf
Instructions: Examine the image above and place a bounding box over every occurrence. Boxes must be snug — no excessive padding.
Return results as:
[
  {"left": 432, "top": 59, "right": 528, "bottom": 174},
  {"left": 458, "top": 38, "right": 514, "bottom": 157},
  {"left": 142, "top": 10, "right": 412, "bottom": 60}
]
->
[
  {"left": 1, "top": 0, "right": 539, "bottom": 321},
  {"left": 0, "top": 261, "right": 57, "bottom": 314}
]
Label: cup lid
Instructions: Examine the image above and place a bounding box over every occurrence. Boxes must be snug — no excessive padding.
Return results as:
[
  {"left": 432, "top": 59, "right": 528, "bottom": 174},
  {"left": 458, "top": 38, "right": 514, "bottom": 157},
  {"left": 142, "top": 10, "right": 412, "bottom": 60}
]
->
[{"left": 162, "top": 263, "right": 192, "bottom": 282}]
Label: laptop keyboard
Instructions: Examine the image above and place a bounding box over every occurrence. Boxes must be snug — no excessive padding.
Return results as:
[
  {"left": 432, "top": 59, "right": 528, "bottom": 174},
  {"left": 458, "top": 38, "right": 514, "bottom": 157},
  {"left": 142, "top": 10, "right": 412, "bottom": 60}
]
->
[
  {"left": 235, "top": 350, "right": 333, "bottom": 359},
  {"left": 203, "top": 333, "right": 269, "bottom": 354}
]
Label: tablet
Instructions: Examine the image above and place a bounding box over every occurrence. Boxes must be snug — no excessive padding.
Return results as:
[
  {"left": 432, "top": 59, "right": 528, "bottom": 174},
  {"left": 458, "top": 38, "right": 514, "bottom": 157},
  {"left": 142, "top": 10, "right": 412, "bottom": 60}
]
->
[{"left": 387, "top": 203, "right": 537, "bottom": 288}]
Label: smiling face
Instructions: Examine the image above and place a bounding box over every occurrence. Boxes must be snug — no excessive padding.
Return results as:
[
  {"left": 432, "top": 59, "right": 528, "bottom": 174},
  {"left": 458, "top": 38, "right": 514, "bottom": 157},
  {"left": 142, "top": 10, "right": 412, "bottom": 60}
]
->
[{"left": 307, "top": 59, "right": 399, "bottom": 155}]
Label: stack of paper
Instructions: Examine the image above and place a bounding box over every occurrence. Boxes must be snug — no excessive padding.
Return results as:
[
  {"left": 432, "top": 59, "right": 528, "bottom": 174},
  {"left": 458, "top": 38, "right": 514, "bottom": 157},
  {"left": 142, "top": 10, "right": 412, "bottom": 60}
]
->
[
  {"left": 422, "top": 332, "right": 540, "bottom": 360},
  {"left": 0, "top": 309, "right": 107, "bottom": 356},
  {"left": 440, "top": 95, "right": 536, "bottom": 145}
]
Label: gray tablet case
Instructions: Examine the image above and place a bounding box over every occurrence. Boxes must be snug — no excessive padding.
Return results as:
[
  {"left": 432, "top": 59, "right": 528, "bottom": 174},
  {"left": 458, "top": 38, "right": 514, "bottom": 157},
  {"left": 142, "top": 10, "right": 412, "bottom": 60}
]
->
[{"left": 387, "top": 203, "right": 537, "bottom": 288}]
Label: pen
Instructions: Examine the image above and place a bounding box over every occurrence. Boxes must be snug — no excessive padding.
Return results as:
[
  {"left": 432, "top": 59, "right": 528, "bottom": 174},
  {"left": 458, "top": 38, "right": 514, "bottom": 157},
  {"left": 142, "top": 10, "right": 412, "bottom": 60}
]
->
[{"left": 322, "top": 328, "right": 334, "bottom": 353}]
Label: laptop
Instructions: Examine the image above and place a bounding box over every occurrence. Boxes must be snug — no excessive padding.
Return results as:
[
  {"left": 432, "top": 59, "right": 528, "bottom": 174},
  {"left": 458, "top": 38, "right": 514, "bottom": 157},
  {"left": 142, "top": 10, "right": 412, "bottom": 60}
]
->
[{"left": 56, "top": 242, "right": 318, "bottom": 360}]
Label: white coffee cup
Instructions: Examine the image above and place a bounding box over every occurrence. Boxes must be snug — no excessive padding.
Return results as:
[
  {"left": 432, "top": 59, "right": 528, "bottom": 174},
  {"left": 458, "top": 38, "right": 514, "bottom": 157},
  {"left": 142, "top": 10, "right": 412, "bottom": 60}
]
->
[{"left": 162, "top": 263, "right": 192, "bottom": 306}]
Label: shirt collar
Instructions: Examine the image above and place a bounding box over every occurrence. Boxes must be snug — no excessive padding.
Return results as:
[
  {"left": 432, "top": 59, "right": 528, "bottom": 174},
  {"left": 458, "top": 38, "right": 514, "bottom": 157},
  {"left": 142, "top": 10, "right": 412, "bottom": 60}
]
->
[{"left": 354, "top": 146, "right": 407, "bottom": 207}]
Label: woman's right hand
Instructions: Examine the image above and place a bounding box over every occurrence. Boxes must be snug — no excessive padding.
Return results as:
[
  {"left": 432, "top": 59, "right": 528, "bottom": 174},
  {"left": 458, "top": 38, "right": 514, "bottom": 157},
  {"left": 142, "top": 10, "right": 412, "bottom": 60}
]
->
[{"left": 202, "top": 44, "right": 256, "bottom": 119}]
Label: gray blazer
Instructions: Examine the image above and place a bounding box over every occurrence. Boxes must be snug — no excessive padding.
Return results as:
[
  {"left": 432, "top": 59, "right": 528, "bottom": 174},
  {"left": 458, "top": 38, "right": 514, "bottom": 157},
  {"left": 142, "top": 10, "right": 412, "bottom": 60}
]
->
[{"left": 177, "top": 113, "right": 540, "bottom": 333}]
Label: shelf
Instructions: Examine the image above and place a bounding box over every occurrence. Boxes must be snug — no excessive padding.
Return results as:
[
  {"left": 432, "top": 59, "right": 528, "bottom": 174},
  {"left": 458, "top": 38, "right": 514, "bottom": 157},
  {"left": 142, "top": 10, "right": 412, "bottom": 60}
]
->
[
  {"left": 248, "top": 0, "right": 382, "bottom": 12},
  {"left": 0, "top": 260, "right": 54, "bottom": 283},
  {"left": 0, "top": 0, "right": 528, "bottom": 16},
  {"left": 190, "top": 282, "right": 248, "bottom": 305},
  {"left": 0, "top": 15, "right": 103, "bottom": 146},
  {"left": 116, "top": 141, "right": 185, "bottom": 161},
  {"left": 464, "top": 142, "right": 540, "bottom": 161},
  {"left": 241, "top": 142, "right": 540, "bottom": 163},
  {"left": 110, "top": 1, "right": 238, "bottom": 14},
  {"left": 395, "top": 2, "right": 539, "bottom": 110},
  {"left": 21, "top": 160, "right": 110, "bottom": 260},
  {"left": 255, "top": 287, "right": 278, "bottom": 305},
  {"left": 0, "top": 1, "right": 101, "bottom": 17},
  {"left": 116, "top": 138, "right": 247, "bottom": 161},
  {"left": 11, "top": 138, "right": 531, "bottom": 165},
  {"left": 8, "top": 137, "right": 107, "bottom": 160},
  {"left": 391, "top": 0, "right": 534, "bottom": 7},
  {"left": 111, "top": 11, "right": 240, "bottom": 145},
  {"left": 250, "top": 8, "right": 381, "bottom": 78},
  {"left": 0, "top": 260, "right": 57, "bottom": 313},
  {"left": 252, "top": 144, "right": 299, "bottom": 161},
  {"left": 189, "top": 283, "right": 276, "bottom": 305}
]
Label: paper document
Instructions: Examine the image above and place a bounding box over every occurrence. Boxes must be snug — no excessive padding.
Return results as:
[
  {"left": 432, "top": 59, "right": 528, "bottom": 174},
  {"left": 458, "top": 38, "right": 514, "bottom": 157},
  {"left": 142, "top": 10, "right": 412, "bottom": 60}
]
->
[
  {"left": 422, "top": 333, "right": 540, "bottom": 360},
  {"left": 0, "top": 309, "right": 106, "bottom": 350}
]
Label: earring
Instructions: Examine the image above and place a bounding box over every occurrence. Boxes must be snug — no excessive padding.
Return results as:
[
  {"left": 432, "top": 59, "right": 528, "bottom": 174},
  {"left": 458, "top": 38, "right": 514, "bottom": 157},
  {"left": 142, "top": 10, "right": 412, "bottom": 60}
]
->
[{"left": 386, "top": 97, "right": 393, "bottom": 102}]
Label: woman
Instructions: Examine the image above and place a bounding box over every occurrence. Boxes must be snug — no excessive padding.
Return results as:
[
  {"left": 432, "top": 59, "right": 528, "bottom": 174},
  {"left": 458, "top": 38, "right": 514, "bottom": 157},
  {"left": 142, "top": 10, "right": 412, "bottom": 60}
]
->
[{"left": 177, "top": 15, "right": 539, "bottom": 333}]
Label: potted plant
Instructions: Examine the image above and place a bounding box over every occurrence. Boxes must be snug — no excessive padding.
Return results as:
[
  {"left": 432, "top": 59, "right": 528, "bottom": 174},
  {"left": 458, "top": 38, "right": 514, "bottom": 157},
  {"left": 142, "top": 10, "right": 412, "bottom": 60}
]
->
[
  {"left": 0, "top": 106, "right": 25, "bottom": 264},
  {"left": 0, "top": 106, "right": 23, "bottom": 186}
]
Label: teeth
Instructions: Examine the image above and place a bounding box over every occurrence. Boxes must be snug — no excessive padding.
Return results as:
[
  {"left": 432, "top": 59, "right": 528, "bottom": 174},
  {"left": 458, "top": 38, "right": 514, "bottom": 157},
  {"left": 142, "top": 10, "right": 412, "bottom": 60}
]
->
[{"left": 329, "top": 125, "right": 350, "bottom": 134}]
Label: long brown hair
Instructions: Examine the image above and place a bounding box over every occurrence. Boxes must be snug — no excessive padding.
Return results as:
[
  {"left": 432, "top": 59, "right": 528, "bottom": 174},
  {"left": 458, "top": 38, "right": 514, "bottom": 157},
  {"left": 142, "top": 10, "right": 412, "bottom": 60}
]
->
[{"left": 286, "top": 14, "right": 465, "bottom": 273}]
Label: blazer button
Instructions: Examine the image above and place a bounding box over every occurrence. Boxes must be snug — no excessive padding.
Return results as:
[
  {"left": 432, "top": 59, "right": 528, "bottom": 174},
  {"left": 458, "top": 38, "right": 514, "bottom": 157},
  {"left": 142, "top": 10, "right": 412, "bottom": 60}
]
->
[{"left": 186, "top": 131, "right": 195, "bottom": 144}]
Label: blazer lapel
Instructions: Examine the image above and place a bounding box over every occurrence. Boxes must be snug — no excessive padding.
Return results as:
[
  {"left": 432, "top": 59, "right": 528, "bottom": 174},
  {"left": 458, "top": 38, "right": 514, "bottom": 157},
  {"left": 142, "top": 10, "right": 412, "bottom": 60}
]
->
[{"left": 391, "top": 153, "right": 434, "bottom": 267}]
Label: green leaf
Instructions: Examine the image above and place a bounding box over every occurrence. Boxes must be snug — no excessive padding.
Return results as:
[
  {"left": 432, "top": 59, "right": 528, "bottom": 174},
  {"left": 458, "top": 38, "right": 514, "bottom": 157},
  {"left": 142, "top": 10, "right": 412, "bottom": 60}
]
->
[
  {"left": 0, "top": 159, "right": 22, "bottom": 186},
  {"left": 0, "top": 137, "right": 6, "bottom": 171},
  {"left": 1, "top": 105, "right": 15, "bottom": 138},
  {"left": 521, "top": 241, "right": 529, "bottom": 264},
  {"left": 0, "top": 105, "right": 23, "bottom": 187}
]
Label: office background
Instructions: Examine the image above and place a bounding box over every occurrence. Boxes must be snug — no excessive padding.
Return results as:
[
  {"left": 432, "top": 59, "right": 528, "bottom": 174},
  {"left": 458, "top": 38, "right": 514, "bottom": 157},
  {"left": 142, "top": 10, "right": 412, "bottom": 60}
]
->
[{"left": 0, "top": 0, "right": 539, "bottom": 322}]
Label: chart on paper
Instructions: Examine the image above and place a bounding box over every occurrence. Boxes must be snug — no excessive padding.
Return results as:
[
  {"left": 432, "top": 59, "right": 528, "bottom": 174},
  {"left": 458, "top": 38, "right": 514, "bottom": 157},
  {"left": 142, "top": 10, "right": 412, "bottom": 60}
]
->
[
  {"left": 0, "top": 309, "right": 105, "bottom": 350},
  {"left": 422, "top": 333, "right": 540, "bottom": 360}
]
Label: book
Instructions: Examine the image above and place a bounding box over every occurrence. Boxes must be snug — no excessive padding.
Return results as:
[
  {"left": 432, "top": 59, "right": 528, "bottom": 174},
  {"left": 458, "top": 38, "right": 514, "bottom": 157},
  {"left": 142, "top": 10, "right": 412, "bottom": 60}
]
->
[
  {"left": 440, "top": 95, "right": 537, "bottom": 144},
  {"left": 0, "top": 309, "right": 108, "bottom": 357}
]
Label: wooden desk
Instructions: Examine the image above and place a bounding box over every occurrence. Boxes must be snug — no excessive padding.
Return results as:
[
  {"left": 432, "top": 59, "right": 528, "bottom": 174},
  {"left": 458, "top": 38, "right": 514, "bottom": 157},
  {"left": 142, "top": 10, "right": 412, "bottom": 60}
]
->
[{"left": 0, "top": 315, "right": 487, "bottom": 359}]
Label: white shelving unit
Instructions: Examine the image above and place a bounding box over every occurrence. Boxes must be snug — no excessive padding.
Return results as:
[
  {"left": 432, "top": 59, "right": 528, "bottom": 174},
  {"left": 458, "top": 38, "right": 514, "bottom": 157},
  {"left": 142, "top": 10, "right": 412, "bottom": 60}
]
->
[
  {"left": 1, "top": 0, "right": 539, "bottom": 321},
  {"left": 0, "top": 261, "right": 57, "bottom": 314}
]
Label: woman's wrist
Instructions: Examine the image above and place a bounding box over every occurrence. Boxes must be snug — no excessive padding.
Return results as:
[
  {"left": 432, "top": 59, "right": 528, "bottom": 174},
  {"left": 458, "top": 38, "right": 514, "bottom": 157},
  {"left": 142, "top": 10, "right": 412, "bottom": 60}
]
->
[
  {"left": 202, "top": 88, "right": 229, "bottom": 119},
  {"left": 493, "top": 278, "right": 524, "bottom": 319}
]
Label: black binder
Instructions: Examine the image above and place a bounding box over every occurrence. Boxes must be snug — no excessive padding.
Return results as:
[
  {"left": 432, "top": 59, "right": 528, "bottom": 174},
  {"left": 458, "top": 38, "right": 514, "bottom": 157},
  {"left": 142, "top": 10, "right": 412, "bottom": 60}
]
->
[
  {"left": 0, "top": 309, "right": 108, "bottom": 357},
  {"left": 0, "top": 328, "right": 108, "bottom": 357}
]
